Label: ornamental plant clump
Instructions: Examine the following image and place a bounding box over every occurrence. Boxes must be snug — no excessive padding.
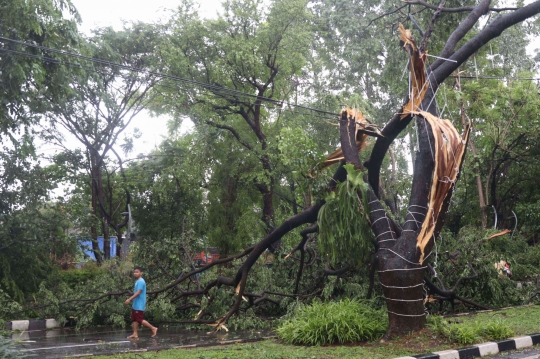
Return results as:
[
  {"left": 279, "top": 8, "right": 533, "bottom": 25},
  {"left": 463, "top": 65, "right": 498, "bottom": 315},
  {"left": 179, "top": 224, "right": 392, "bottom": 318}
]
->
[{"left": 277, "top": 299, "right": 387, "bottom": 345}]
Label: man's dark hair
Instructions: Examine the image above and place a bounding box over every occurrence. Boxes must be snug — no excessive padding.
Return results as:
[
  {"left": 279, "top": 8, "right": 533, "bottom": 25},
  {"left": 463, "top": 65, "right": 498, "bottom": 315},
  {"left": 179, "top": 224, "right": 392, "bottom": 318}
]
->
[{"left": 134, "top": 266, "right": 143, "bottom": 272}]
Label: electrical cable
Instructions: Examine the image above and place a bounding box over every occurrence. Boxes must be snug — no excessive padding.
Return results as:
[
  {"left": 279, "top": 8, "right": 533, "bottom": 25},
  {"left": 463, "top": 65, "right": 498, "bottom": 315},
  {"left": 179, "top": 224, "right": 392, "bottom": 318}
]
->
[
  {"left": 0, "top": 47, "right": 339, "bottom": 126},
  {"left": 0, "top": 36, "right": 340, "bottom": 117}
]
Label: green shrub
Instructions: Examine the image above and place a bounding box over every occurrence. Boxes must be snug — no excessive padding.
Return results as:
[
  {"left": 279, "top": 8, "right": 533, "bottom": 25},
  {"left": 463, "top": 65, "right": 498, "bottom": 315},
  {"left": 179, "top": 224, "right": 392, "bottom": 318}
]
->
[
  {"left": 427, "top": 314, "right": 450, "bottom": 336},
  {"left": 58, "top": 267, "right": 102, "bottom": 287},
  {"left": 481, "top": 319, "right": 515, "bottom": 341},
  {"left": 0, "top": 336, "right": 27, "bottom": 359},
  {"left": 277, "top": 299, "right": 387, "bottom": 345},
  {"left": 448, "top": 324, "right": 480, "bottom": 345},
  {"left": 428, "top": 316, "right": 514, "bottom": 344}
]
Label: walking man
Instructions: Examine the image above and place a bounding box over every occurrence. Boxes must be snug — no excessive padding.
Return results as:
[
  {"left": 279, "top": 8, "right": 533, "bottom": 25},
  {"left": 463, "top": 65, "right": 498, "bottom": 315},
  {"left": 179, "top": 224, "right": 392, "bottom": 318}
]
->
[{"left": 124, "top": 266, "right": 158, "bottom": 338}]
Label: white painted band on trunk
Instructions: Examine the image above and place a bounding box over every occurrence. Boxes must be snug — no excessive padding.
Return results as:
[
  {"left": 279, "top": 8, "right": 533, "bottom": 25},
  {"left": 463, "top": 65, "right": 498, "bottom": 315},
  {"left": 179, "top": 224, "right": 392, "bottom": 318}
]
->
[{"left": 474, "top": 342, "right": 499, "bottom": 356}]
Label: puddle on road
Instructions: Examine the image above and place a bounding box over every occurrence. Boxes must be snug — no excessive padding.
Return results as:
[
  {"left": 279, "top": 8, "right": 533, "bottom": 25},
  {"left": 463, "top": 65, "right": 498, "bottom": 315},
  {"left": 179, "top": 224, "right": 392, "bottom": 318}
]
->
[{"left": 13, "top": 326, "right": 274, "bottom": 358}]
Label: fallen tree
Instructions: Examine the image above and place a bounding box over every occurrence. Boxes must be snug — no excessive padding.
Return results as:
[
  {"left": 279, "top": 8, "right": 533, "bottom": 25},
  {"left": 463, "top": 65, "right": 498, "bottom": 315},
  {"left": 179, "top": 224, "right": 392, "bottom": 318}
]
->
[
  {"left": 18, "top": 0, "right": 540, "bottom": 338},
  {"left": 210, "top": 0, "right": 540, "bottom": 337}
]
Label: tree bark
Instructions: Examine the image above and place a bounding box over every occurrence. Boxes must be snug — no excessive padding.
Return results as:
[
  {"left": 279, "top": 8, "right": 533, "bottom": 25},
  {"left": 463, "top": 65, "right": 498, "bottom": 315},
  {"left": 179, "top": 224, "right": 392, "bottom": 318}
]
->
[
  {"left": 90, "top": 153, "right": 103, "bottom": 264},
  {"left": 91, "top": 156, "right": 110, "bottom": 260}
]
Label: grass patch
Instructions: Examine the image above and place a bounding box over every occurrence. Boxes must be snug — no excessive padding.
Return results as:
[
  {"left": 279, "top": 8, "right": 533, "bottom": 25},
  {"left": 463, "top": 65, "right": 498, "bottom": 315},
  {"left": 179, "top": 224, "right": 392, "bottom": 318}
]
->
[
  {"left": 93, "top": 338, "right": 453, "bottom": 359},
  {"left": 92, "top": 305, "right": 540, "bottom": 359},
  {"left": 277, "top": 299, "right": 386, "bottom": 345},
  {"left": 452, "top": 305, "right": 540, "bottom": 336},
  {"left": 428, "top": 315, "right": 514, "bottom": 345}
]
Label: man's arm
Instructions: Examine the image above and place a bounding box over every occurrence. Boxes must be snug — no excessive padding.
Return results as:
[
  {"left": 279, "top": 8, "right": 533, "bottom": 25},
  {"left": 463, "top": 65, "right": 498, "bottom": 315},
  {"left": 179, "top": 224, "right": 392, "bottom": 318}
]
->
[{"left": 124, "top": 290, "right": 142, "bottom": 305}]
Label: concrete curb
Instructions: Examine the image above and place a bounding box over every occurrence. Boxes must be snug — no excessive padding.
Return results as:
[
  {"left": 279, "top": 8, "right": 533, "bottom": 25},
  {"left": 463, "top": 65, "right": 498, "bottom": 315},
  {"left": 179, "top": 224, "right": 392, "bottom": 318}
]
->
[
  {"left": 393, "top": 333, "right": 540, "bottom": 359},
  {"left": 5, "top": 319, "right": 59, "bottom": 331}
]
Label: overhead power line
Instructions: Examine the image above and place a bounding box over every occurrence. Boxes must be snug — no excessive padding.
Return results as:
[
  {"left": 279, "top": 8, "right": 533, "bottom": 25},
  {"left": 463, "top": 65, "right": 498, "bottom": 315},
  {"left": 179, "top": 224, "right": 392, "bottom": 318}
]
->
[
  {"left": 451, "top": 75, "right": 540, "bottom": 81},
  {"left": 0, "top": 36, "right": 340, "bottom": 118},
  {"left": 3, "top": 36, "right": 535, "bottom": 125}
]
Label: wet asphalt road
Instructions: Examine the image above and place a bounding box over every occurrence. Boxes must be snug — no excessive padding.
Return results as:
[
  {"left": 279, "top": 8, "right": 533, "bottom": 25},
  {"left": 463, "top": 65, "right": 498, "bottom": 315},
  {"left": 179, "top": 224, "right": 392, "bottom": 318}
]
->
[
  {"left": 12, "top": 326, "right": 273, "bottom": 358},
  {"left": 486, "top": 347, "right": 540, "bottom": 358}
]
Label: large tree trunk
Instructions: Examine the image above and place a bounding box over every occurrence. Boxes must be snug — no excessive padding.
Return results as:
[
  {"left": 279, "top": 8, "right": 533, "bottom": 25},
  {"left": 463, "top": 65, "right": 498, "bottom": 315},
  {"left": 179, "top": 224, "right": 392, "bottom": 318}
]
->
[
  {"left": 376, "top": 251, "right": 427, "bottom": 334},
  {"left": 374, "top": 116, "right": 435, "bottom": 335},
  {"left": 362, "top": 0, "right": 540, "bottom": 336},
  {"left": 90, "top": 156, "right": 103, "bottom": 264},
  {"left": 91, "top": 153, "right": 110, "bottom": 260}
]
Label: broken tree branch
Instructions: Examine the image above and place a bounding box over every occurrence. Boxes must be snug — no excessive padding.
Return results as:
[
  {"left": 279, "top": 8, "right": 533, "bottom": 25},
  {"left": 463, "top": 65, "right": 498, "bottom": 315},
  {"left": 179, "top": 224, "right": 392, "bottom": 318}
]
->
[{"left": 405, "top": 0, "right": 518, "bottom": 13}]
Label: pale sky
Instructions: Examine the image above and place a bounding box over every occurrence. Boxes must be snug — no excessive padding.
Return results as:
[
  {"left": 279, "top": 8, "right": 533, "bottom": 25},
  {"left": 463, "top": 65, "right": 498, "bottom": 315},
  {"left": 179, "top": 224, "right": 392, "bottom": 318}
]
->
[
  {"left": 52, "top": 0, "right": 223, "bottom": 159},
  {"left": 39, "top": 1, "right": 224, "bottom": 199},
  {"left": 71, "top": 0, "right": 222, "bottom": 34}
]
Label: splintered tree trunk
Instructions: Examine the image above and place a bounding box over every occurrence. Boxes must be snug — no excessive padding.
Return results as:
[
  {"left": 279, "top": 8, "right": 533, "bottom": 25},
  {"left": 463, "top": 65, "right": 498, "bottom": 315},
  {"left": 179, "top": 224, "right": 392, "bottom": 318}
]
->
[
  {"left": 335, "top": 108, "right": 431, "bottom": 334},
  {"left": 339, "top": 86, "right": 468, "bottom": 336},
  {"left": 374, "top": 111, "right": 469, "bottom": 337},
  {"left": 369, "top": 117, "right": 436, "bottom": 336}
]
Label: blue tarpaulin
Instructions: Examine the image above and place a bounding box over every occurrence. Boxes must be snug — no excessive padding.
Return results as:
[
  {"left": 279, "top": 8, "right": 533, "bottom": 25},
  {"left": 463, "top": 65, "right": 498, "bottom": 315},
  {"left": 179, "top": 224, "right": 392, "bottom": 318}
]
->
[{"left": 79, "top": 237, "right": 117, "bottom": 259}]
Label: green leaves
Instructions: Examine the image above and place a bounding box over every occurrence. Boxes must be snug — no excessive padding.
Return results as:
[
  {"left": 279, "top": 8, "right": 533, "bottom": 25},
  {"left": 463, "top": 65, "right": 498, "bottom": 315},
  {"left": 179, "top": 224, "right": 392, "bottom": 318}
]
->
[
  {"left": 0, "top": 335, "right": 27, "bottom": 359},
  {"left": 277, "top": 299, "right": 387, "bottom": 345},
  {"left": 318, "top": 165, "right": 374, "bottom": 266},
  {"left": 428, "top": 316, "right": 514, "bottom": 345},
  {"left": 278, "top": 126, "right": 323, "bottom": 170}
]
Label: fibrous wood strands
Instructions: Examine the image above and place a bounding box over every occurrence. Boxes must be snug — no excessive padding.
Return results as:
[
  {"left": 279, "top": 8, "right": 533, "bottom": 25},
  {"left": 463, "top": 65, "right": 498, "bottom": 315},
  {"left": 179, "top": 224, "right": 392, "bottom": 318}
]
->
[
  {"left": 319, "top": 107, "right": 382, "bottom": 171},
  {"left": 399, "top": 23, "right": 471, "bottom": 262},
  {"left": 399, "top": 23, "right": 428, "bottom": 119},
  {"left": 488, "top": 229, "right": 511, "bottom": 240},
  {"left": 413, "top": 113, "right": 470, "bottom": 262}
]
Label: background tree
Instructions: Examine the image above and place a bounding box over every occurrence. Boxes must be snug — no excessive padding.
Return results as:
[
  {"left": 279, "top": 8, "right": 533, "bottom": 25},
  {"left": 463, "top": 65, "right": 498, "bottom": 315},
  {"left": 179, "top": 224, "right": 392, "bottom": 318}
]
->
[
  {"left": 126, "top": 135, "right": 205, "bottom": 271},
  {"left": 0, "top": 0, "right": 80, "bottom": 303},
  {"left": 445, "top": 78, "right": 540, "bottom": 232},
  {"left": 157, "top": 0, "right": 314, "bottom": 250},
  {"left": 44, "top": 24, "right": 163, "bottom": 261}
]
